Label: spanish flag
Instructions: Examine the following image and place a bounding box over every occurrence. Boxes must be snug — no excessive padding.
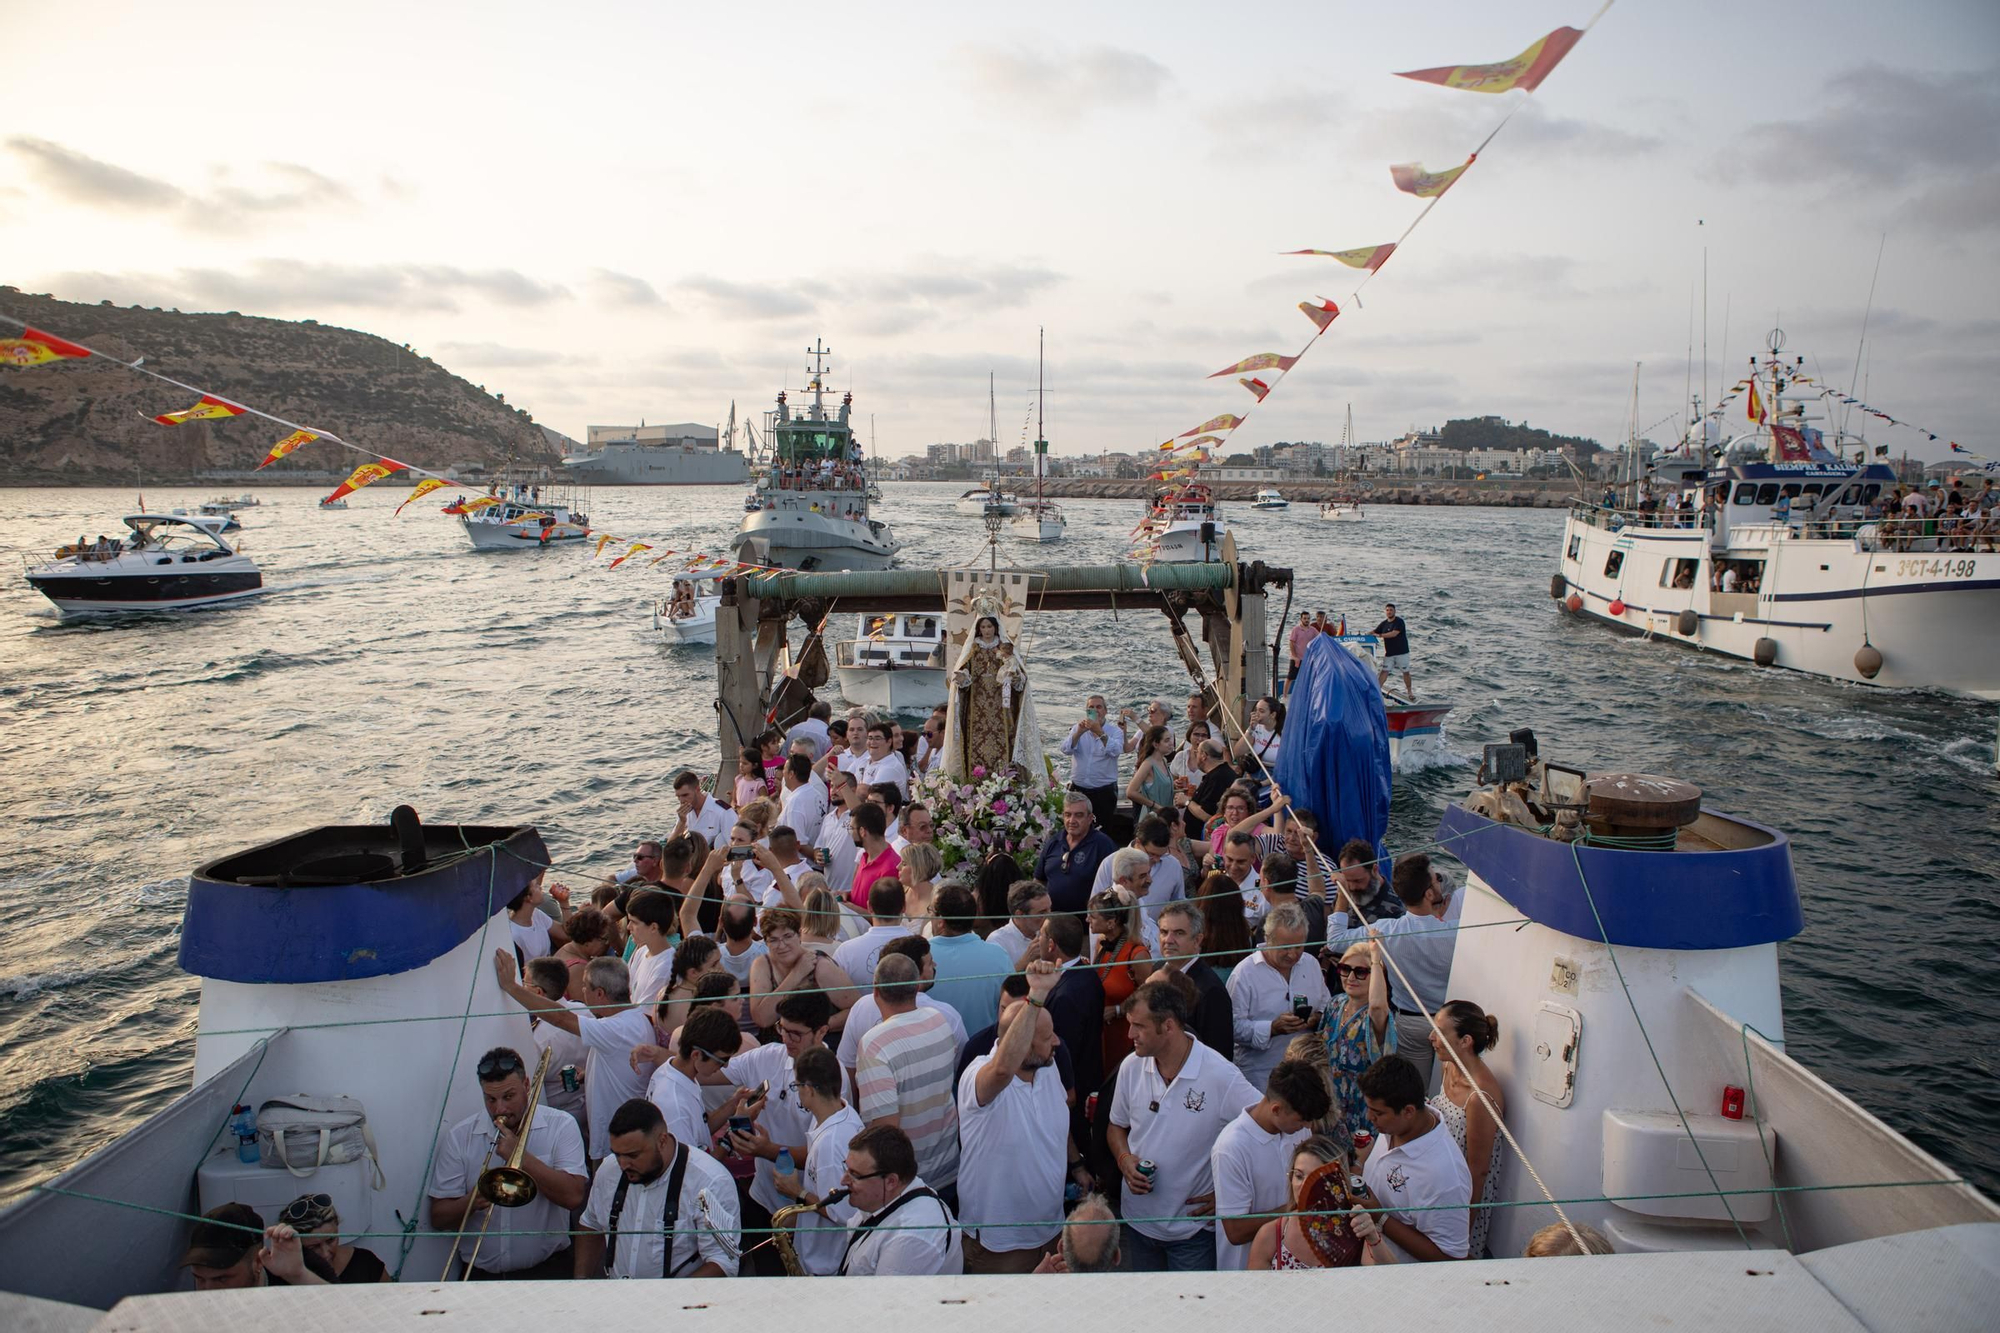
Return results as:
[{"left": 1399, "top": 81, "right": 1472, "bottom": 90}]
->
[
  {"left": 608, "top": 542, "right": 652, "bottom": 569},
  {"left": 1299, "top": 299, "right": 1341, "bottom": 332},
  {"left": 1747, "top": 381, "right": 1766, "bottom": 425},
  {"left": 1239, "top": 377, "right": 1273, "bottom": 402},
  {"left": 154, "top": 394, "right": 247, "bottom": 426},
  {"left": 395, "top": 478, "right": 449, "bottom": 515},
  {"left": 1181, "top": 413, "right": 1243, "bottom": 437},
  {"left": 1395, "top": 27, "right": 1585, "bottom": 95},
  {"left": 1207, "top": 353, "right": 1298, "bottom": 379},
  {"left": 257, "top": 428, "right": 317, "bottom": 469},
  {"left": 323, "top": 459, "right": 407, "bottom": 503},
  {"left": 1390, "top": 159, "right": 1473, "bottom": 199},
  {"left": 1284, "top": 244, "right": 1396, "bottom": 272},
  {"left": 0, "top": 326, "right": 92, "bottom": 367},
  {"left": 593, "top": 534, "right": 615, "bottom": 558}
]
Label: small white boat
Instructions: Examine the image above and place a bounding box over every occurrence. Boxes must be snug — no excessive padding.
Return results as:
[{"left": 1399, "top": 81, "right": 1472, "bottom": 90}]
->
[
  {"left": 652, "top": 578, "right": 722, "bottom": 646},
  {"left": 1007, "top": 499, "right": 1065, "bottom": 542},
  {"left": 1319, "top": 499, "right": 1365, "bottom": 521},
  {"left": 182, "top": 504, "right": 242, "bottom": 532},
  {"left": 459, "top": 482, "right": 591, "bottom": 550},
  {"left": 317, "top": 497, "right": 348, "bottom": 511},
  {"left": 202, "top": 493, "right": 259, "bottom": 511},
  {"left": 25, "top": 513, "right": 263, "bottom": 614},
  {"left": 1251, "top": 488, "right": 1289, "bottom": 510},
  {"left": 834, "top": 611, "right": 948, "bottom": 712},
  {"left": 955, "top": 483, "right": 1019, "bottom": 516},
  {"left": 1149, "top": 483, "right": 1228, "bottom": 562}
]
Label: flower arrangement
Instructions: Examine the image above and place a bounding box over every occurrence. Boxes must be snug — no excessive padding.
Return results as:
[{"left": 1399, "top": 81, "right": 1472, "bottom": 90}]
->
[{"left": 915, "top": 761, "right": 1065, "bottom": 882}]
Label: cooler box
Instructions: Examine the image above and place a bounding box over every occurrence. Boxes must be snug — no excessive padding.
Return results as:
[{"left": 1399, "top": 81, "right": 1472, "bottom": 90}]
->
[{"left": 196, "top": 1145, "right": 375, "bottom": 1237}]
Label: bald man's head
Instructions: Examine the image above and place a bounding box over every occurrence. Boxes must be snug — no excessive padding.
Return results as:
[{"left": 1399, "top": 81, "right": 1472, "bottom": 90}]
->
[{"left": 1061, "top": 1195, "right": 1121, "bottom": 1273}]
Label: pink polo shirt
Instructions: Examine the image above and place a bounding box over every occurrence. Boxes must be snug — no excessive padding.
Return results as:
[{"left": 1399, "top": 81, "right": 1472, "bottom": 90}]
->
[{"left": 849, "top": 843, "right": 903, "bottom": 910}]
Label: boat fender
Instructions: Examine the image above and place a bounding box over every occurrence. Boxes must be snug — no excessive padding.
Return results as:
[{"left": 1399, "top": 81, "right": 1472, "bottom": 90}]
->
[
  {"left": 1564, "top": 594, "right": 1583, "bottom": 614},
  {"left": 1549, "top": 573, "right": 1566, "bottom": 600},
  {"left": 1753, "top": 637, "right": 1778, "bottom": 667},
  {"left": 1854, "top": 643, "right": 1883, "bottom": 679},
  {"left": 1677, "top": 609, "right": 1699, "bottom": 636},
  {"left": 1608, "top": 598, "right": 1626, "bottom": 617}
]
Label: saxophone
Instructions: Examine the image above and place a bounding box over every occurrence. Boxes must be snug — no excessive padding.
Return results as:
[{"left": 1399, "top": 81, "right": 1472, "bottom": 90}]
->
[{"left": 763, "top": 1188, "right": 850, "bottom": 1276}]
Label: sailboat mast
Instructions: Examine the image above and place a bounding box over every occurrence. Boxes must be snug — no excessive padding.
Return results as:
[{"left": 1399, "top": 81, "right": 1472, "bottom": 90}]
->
[{"left": 1036, "top": 328, "right": 1046, "bottom": 506}]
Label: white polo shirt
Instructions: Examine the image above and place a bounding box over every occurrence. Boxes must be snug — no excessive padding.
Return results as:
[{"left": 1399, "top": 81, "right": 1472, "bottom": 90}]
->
[
  {"left": 1210, "top": 1108, "right": 1307, "bottom": 1270},
  {"left": 1362, "top": 1114, "right": 1474, "bottom": 1261},
  {"left": 780, "top": 777, "right": 829, "bottom": 847},
  {"left": 678, "top": 793, "right": 736, "bottom": 849},
  {"left": 1226, "top": 948, "right": 1332, "bottom": 1094},
  {"left": 628, "top": 942, "right": 676, "bottom": 1008},
  {"left": 985, "top": 920, "right": 1036, "bottom": 967},
  {"left": 574, "top": 1007, "right": 657, "bottom": 1158},
  {"left": 832, "top": 922, "right": 913, "bottom": 989},
  {"left": 1109, "top": 1038, "right": 1259, "bottom": 1242},
  {"left": 724, "top": 1041, "right": 816, "bottom": 1216},
  {"left": 839, "top": 1177, "right": 963, "bottom": 1275},
  {"left": 815, "top": 808, "right": 861, "bottom": 897},
  {"left": 956, "top": 1056, "right": 1068, "bottom": 1252},
  {"left": 430, "top": 1102, "right": 586, "bottom": 1273},
  {"left": 645, "top": 1059, "right": 710, "bottom": 1156},
  {"left": 862, "top": 749, "right": 910, "bottom": 800},
  {"left": 1091, "top": 853, "right": 1187, "bottom": 921},
  {"left": 578, "top": 1146, "right": 740, "bottom": 1278},
  {"left": 837, "top": 991, "right": 968, "bottom": 1070},
  {"left": 792, "top": 1103, "right": 864, "bottom": 1275}
]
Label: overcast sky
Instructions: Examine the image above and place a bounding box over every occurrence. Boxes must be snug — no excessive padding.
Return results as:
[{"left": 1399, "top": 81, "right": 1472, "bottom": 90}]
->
[{"left": 2, "top": 0, "right": 1993, "bottom": 459}]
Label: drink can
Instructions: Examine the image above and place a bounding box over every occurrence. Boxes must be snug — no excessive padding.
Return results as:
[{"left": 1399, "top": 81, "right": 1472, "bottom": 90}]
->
[
  {"left": 1352, "top": 1129, "right": 1372, "bottom": 1156},
  {"left": 1137, "top": 1158, "right": 1157, "bottom": 1180},
  {"left": 560, "top": 1064, "right": 579, "bottom": 1093},
  {"left": 1720, "top": 1085, "right": 1745, "bottom": 1120},
  {"left": 1085, "top": 1092, "right": 1099, "bottom": 1123}
]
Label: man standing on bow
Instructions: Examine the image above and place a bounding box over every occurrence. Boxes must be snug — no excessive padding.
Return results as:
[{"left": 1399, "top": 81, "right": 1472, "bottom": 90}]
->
[{"left": 1373, "top": 603, "right": 1415, "bottom": 700}]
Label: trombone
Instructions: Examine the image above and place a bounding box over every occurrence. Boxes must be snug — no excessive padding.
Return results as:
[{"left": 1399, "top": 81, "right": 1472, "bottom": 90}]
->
[{"left": 443, "top": 1046, "right": 553, "bottom": 1280}]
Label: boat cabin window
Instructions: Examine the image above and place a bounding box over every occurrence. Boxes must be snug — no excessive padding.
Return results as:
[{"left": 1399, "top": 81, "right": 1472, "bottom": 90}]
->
[
  {"left": 1659, "top": 557, "right": 1699, "bottom": 589},
  {"left": 1566, "top": 535, "right": 1582, "bottom": 560},
  {"left": 1603, "top": 550, "right": 1625, "bottom": 578},
  {"left": 1713, "top": 557, "right": 1765, "bottom": 593},
  {"left": 1799, "top": 483, "right": 1823, "bottom": 501},
  {"left": 1780, "top": 483, "right": 1804, "bottom": 500}
]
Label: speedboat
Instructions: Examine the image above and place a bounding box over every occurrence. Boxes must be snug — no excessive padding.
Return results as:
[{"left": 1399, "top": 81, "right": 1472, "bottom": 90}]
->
[
  {"left": 25, "top": 513, "right": 263, "bottom": 614},
  {"left": 182, "top": 505, "right": 242, "bottom": 532},
  {"left": 652, "top": 578, "right": 722, "bottom": 646},
  {"left": 955, "top": 483, "right": 1019, "bottom": 516},
  {"left": 1319, "top": 498, "right": 1364, "bottom": 521},
  {"left": 833, "top": 611, "right": 948, "bottom": 712},
  {"left": 1251, "top": 488, "right": 1289, "bottom": 510},
  {"left": 202, "top": 493, "right": 258, "bottom": 511},
  {"left": 317, "top": 497, "right": 348, "bottom": 510}
]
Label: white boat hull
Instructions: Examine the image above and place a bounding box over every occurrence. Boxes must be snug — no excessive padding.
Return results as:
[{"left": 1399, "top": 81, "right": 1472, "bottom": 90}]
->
[
  {"left": 1558, "top": 514, "right": 2000, "bottom": 699},
  {"left": 1153, "top": 521, "right": 1226, "bottom": 563},
  {"left": 836, "top": 664, "right": 947, "bottom": 713},
  {"left": 956, "top": 496, "right": 1019, "bottom": 516},
  {"left": 654, "top": 595, "right": 720, "bottom": 646},
  {"left": 1320, "top": 505, "right": 1364, "bottom": 521},
  {"left": 735, "top": 506, "right": 899, "bottom": 571},
  {"left": 462, "top": 520, "right": 590, "bottom": 550},
  {"left": 1008, "top": 514, "right": 1065, "bottom": 542}
]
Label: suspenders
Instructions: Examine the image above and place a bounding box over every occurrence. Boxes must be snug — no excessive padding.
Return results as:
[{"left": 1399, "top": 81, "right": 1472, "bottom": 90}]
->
[
  {"left": 603, "top": 1144, "right": 696, "bottom": 1278},
  {"left": 837, "top": 1186, "right": 943, "bottom": 1276}
]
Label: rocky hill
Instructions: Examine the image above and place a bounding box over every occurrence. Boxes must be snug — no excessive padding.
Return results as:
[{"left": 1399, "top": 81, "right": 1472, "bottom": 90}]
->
[{"left": 0, "top": 289, "right": 558, "bottom": 483}]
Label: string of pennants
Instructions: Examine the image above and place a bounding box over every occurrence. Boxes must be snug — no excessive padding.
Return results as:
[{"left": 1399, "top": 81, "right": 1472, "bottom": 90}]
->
[
  {"left": 1691, "top": 365, "right": 1968, "bottom": 460},
  {"left": 0, "top": 319, "right": 791, "bottom": 578},
  {"left": 1131, "top": 11, "right": 1609, "bottom": 560}
]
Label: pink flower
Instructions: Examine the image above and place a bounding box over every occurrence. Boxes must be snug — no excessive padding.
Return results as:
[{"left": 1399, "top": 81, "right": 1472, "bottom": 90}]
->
[
  {"left": 991, "top": 798, "right": 1009, "bottom": 815},
  {"left": 972, "top": 766, "right": 987, "bottom": 778}
]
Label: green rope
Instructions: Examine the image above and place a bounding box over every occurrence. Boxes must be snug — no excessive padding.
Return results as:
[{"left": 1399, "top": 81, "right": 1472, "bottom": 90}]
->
[{"left": 1568, "top": 839, "right": 1751, "bottom": 1248}]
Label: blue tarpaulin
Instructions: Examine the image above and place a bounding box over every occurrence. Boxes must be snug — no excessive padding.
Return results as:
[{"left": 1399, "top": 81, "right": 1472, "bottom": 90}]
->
[{"left": 1272, "top": 635, "right": 1391, "bottom": 860}]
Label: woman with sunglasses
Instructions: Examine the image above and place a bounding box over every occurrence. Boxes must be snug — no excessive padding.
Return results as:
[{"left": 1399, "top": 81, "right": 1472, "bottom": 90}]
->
[
  {"left": 277, "top": 1193, "right": 391, "bottom": 1283},
  {"left": 1318, "top": 933, "right": 1394, "bottom": 1142}
]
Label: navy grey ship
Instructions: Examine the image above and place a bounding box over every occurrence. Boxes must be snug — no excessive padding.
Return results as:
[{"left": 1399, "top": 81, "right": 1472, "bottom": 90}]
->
[{"left": 559, "top": 416, "right": 749, "bottom": 485}]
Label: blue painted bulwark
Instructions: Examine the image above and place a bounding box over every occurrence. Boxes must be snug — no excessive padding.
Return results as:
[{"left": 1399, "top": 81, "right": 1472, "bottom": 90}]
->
[
  {"left": 1435, "top": 805, "right": 1802, "bottom": 951},
  {"left": 179, "top": 824, "right": 550, "bottom": 983}
]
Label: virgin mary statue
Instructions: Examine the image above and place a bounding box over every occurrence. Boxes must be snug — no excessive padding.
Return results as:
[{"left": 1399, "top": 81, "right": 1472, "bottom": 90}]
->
[{"left": 938, "top": 612, "right": 1047, "bottom": 787}]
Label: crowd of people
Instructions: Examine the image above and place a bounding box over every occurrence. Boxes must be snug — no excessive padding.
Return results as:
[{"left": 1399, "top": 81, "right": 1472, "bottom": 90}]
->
[{"left": 182, "top": 686, "right": 1610, "bottom": 1287}]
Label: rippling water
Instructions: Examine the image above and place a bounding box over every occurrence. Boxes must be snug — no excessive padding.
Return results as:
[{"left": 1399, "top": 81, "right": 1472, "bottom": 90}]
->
[{"left": 0, "top": 484, "right": 1994, "bottom": 1201}]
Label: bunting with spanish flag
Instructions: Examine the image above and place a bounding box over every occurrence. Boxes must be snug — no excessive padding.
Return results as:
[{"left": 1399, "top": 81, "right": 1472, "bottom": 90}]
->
[
  {"left": 1181, "top": 413, "right": 1243, "bottom": 437},
  {"left": 593, "top": 534, "right": 615, "bottom": 558},
  {"left": 1285, "top": 244, "right": 1396, "bottom": 272},
  {"left": 1207, "top": 352, "right": 1299, "bottom": 379},
  {"left": 608, "top": 542, "right": 652, "bottom": 569},
  {"left": 153, "top": 394, "right": 246, "bottom": 426},
  {"left": 1395, "top": 26, "right": 1584, "bottom": 95},
  {"left": 1239, "top": 377, "right": 1273, "bottom": 402},
  {"left": 0, "top": 326, "right": 93, "bottom": 367},
  {"left": 257, "top": 428, "right": 317, "bottom": 469},
  {"left": 1299, "top": 299, "right": 1341, "bottom": 332},
  {"left": 324, "top": 459, "right": 407, "bottom": 503},
  {"left": 1747, "top": 380, "right": 1766, "bottom": 425},
  {"left": 395, "top": 478, "right": 449, "bottom": 515},
  {"left": 1390, "top": 159, "right": 1473, "bottom": 199}
]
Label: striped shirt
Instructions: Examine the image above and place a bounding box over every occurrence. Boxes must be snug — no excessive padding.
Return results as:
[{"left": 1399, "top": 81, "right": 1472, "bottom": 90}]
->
[{"left": 856, "top": 1007, "right": 960, "bottom": 1188}]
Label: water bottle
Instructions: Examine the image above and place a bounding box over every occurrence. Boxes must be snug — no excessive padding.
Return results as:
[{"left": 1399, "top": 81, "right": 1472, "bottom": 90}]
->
[
  {"left": 774, "top": 1148, "right": 796, "bottom": 1180},
  {"left": 232, "top": 1104, "right": 259, "bottom": 1164}
]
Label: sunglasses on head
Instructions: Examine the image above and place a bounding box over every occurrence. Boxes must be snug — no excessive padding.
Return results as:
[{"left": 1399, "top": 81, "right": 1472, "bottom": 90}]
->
[
  {"left": 279, "top": 1193, "right": 334, "bottom": 1224},
  {"left": 476, "top": 1052, "right": 525, "bottom": 1079}
]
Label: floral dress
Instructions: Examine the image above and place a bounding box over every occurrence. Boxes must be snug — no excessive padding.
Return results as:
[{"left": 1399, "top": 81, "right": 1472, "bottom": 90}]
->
[{"left": 1320, "top": 993, "right": 1396, "bottom": 1142}]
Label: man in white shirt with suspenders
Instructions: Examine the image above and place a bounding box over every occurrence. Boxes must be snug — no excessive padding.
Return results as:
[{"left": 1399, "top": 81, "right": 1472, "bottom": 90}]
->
[
  {"left": 575, "top": 1098, "right": 740, "bottom": 1279},
  {"left": 836, "top": 1124, "right": 962, "bottom": 1276}
]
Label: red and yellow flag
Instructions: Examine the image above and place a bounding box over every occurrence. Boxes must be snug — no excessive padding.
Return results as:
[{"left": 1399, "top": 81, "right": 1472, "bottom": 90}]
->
[
  {"left": 323, "top": 459, "right": 407, "bottom": 503},
  {"left": 1239, "top": 376, "right": 1273, "bottom": 402},
  {"left": 1390, "top": 159, "right": 1473, "bottom": 199},
  {"left": 1181, "top": 413, "right": 1243, "bottom": 437},
  {"left": 608, "top": 542, "right": 652, "bottom": 569},
  {"left": 1299, "top": 298, "right": 1341, "bottom": 332},
  {"left": 154, "top": 394, "right": 246, "bottom": 426},
  {"left": 1175, "top": 434, "right": 1226, "bottom": 451},
  {"left": 257, "top": 428, "right": 317, "bottom": 469},
  {"left": 593, "top": 534, "right": 615, "bottom": 558},
  {"left": 395, "top": 478, "right": 449, "bottom": 515},
  {"left": 1747, "top": 381, "right": 1766, "bottom": 424},
  {"left": 1207, "top": 353, "right": 1298, "bottom": 379},
  {"left": 1395, "top": 26, "right": 1585, "bottom": 95},
  {"left": 1284, "top": 244, "right": 1396, "bottom": 272},
  {"left": 0, "top": 326, "right": 92, "bottom": 367}
]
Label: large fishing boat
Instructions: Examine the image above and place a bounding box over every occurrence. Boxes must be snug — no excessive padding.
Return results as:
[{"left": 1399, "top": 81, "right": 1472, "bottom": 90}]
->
[
  {"left": 833, "top": 612, "right": 949, "bottom": 712},
  {"left": 25, "top": 513, "right": 263, "bottom": 614},
  {"left": 731, "top": 341, "right": 900, "bottom": 572},
  {"left": 1148, "top": 482, "right": 1228, "bottom": 562},
  {"left": 559, "top": 418, "right": 749, "bottom": 485},
  {"left": 457, "top": 481, "right": 591, "bottom": 551},
  {"left": 1554, "top": 329, "right": 1999, "bottom": 699}
]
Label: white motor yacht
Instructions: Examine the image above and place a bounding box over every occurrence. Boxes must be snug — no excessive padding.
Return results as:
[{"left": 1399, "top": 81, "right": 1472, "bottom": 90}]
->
[
  {"left": 955, "top": 483, "right": 1019, "bottom": 516},
  {"left": 833, "top": 611, "right": 948, "bottom": 712},
  {"left": 202, "top": 493, "right": 258, "bottom": 511},
  {"left": 652, "top": 577, "right": 722, "bottom": 646},
  {"left": 1251, "top": 487, "right": 1289, "bottom": 510},
  {"left": 25, "top": 513, "right": 263, "bottom": 614},
  {"left": 182, "top": 504, "right": 242, "bottom": 532}
]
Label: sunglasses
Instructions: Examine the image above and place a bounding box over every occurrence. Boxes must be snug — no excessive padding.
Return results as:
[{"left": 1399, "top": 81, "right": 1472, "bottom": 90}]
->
[
  {"left": 476, "top": 1052, "right": 525, "bottom": 1079},
  {"left": 279, "top": 1193, "right": 334, "bottom": 1224},
  {"left": 1335, "top": 964, "right": 1373, "bottom": 979}
]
